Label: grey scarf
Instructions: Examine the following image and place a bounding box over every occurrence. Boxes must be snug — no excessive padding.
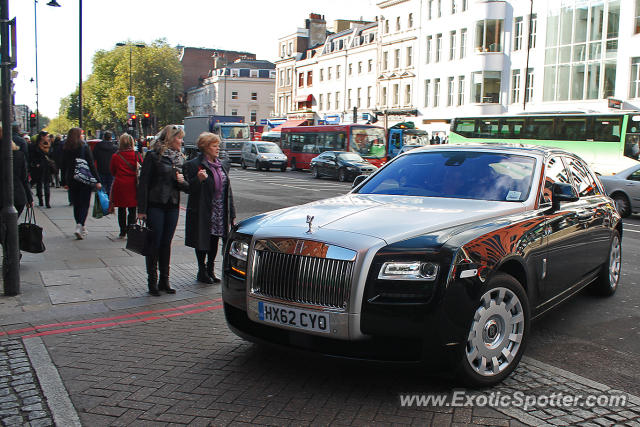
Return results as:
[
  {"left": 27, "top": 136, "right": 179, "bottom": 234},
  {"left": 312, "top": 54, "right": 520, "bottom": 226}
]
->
[{"left": 163, "top": 147, "right": 184, "bottom": 168}]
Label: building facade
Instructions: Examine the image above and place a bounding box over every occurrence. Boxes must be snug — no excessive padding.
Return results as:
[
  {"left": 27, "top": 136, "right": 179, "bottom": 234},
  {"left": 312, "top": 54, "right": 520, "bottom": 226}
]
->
[
  {"left": 185, "top": 60, "right": 276, "bottom": 125},
  {"left": 275, "top": 0, "right": 640, "bottom": 135}
]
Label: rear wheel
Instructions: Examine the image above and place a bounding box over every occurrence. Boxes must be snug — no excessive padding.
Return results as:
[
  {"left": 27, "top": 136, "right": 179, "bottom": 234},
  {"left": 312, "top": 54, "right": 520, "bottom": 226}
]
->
[
  {"left": 458, "top": 272, "right": 529, "bottom": 387},
  {"left": 311, "top": 166, "right": 320, "bottom": 179},
  {"left": 612, "top": 193, "right": 631, "bottom": 217},
  {"left": 338, "top": 168, "right": 348, "bottom": 182},
  {"left": 589, "top": 230, "right": 621, "bottom": 297}
]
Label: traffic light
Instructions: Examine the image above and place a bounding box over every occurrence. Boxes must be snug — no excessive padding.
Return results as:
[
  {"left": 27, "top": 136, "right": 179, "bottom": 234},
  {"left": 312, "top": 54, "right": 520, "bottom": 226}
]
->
[
  {"left": 141, "top": 112, "right": 150, "bottom": 130},
  {"left": 29, "top": 112, "right": 36, "bottom": 129}
]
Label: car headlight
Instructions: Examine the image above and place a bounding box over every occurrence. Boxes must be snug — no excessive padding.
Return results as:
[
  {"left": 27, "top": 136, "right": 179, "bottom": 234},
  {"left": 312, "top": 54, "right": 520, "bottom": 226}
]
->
[
  {"left": 260, "top": 155, "right": 267, "bottom": 160},
  {"left": 378, "top": 261, "right": 439, "bottom": 281},
  {"left": 229, "top": 240, "right": 249, "bottom": 261},
  {"left": 346, "top": 166, "right": 357, "bottom": 171}
]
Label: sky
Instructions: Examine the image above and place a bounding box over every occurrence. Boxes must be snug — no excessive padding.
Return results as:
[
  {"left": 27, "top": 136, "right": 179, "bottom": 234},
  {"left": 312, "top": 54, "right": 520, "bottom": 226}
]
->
[{"left": 11, "top": 0, "right": 378, "bottom": 119}]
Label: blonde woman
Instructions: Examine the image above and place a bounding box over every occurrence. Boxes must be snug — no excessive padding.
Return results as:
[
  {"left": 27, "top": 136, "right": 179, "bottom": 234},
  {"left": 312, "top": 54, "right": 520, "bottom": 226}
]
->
[
  {"left": 110, "top": 133, "right": 142, "bottom": 237},
  {"left": 137, "top": 125, "right": 189, "bottom": 296}
]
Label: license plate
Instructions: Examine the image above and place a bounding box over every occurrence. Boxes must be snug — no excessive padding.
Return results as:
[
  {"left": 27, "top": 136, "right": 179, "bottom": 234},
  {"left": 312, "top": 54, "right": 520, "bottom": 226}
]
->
[{"left": 258, "top": 301, "right": 330, "bottom": 333}]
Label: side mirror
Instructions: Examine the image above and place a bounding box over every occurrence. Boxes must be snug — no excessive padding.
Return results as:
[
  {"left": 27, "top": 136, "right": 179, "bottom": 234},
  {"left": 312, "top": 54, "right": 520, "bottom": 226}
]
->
[
  {"left": 352, "top": 175, "right": 367, "bottom": 189},
  {"left": 553, "top": 182, "right": 579, "bottom": 203}
]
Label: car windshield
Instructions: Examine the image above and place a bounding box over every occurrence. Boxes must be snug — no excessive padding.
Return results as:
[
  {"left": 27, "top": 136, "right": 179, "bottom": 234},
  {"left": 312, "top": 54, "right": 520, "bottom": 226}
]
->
[
  {"left": 357, "top": 151, "right": 536, "bottom": 201},
  {"left": 257, "top": 144, "right": 282, "bottom": 154},
  {"left": 337, "top": 152, "right": 364, "bottom": 162},
  {"left": 220, "top": 125, "right": 250, "bottom": 139}
]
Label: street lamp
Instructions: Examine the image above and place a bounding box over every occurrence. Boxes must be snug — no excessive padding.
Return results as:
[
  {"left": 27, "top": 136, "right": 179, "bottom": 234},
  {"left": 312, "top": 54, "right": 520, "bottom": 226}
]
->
[
  {"left": 33, "top": 0, "right": 60, "bottom": 131},
  {"left": 116, "top": 42, "right": 145, "bottom": 96}
]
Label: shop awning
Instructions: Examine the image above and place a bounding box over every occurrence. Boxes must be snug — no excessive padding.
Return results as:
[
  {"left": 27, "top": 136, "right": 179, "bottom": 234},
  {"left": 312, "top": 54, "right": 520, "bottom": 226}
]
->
[
  {"left": 294, "top": 94, "right": 313, "bottom": 103},
  {"left": 271, "top": 119, "right": 308, "bottom": 132}
]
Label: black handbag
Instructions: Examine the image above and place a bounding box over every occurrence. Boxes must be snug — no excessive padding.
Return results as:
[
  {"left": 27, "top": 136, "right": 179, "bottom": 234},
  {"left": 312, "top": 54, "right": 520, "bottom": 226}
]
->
[
  {"left": 126, "top": 219, "right": 155, "bottom": 256},
  {"left": 18, "top": 206, "right": 46, "bottom": 253}
]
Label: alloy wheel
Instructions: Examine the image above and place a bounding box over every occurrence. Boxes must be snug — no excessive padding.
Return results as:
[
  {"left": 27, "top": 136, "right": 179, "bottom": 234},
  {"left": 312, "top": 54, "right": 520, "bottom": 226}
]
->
[{"left": 608, "top": 234, "right": 621, "bottom": 288}]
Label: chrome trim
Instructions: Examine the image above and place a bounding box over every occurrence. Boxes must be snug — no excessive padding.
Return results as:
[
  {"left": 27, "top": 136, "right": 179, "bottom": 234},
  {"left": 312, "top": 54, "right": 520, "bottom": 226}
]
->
[{"left": 254, "top": 239, "right": 357, "bottom": 261}]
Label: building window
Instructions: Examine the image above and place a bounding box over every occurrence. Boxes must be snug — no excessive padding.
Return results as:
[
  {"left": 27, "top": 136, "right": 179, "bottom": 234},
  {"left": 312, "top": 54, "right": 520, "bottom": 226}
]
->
[
  {"left": 631, "top": 57, "right": 640, "bottom": 98},
  {"left": 250, "top": 110, "right": 257, "bottom": 123},
  {"left": 436, "top": 34, "right": 442, "bottom": 62},
  {"left": 368, "top": 59, "right": 373, "bottom": 72},
  {"left": 231, "top": 109, "right": 238, "bottom": 116},
  {"left": 408, "top": 13, "right": 414, "bottom": 28},
  {"left": 471, "top": 71, "right": 501, "bottom": 103},
  {"left": 460, "top": 28, "right": 467, "bottom": 59},
  {"left": 434, "top": 78, "right": 441, "bottom": 107},
  {"left": 393, "top": 84, "right": 399, "bottom": 106},
  {"left": 426, "top": 35, "right": 433, "bottom": 64},
  {"left": 320, "top": 68, "right": 324, "bottom": 81},
  {"left": 438, "top": 0, "right": 442, "bottom": 17},
  {"left": 451, "top": 0, "right": 456, "bottom": 14},
  {"left": 336, "top": 65, "right": 341, "bottom": 79},
  {"left": 529, "top": 14, "right": 537, "bottom": 48},
  {"left": 381, "top": 87, "right": 387, "bottom": 106},
  {"left": 428, "top": 0, "right": 433, "bottom": 20},
  {"left": 286, "top": 68, "right": 292, "bottom": 85},
  {"left": 636, "top": 1, "right": 640, "bottom": 34},
  {"left": 367, "top": 86, "right": 372, "bottom": 107},
  {"left": 357, "top": 88, "right": 362, "bottom": 108},
  {"left": 335, "top": 91, "right": 340, "bottom": 110},
  {"left": 319, "top": 94, "right": 324, "bottom": 110},
  {"left": 307, "top": 71, "right": 313, "bottom": 86},
  {"left": 406, "top": 46, "right": 413, "bottom": 66},
  {"left": 348, "top": 63, "right": 353, "bottom": 75},
  {"left": 385, "top": 19, "right": 389, "bottom": 33},
  {"left": 328, "top": 67, "right": 332, "bottom": 80},
  {"left": 281, "top": 44, "right": 285, "bottom": 58},
  {"left": 511, "top": 69, "right": 521, "bottom": 104},
  {"left": 475, "top": 19, "right": 503, "bottom": 52},
  {"left": 514, "top": 17, "right": 523, "bottom": 51},
  {"left": 447, "top": 77, "right": 454, "bottom": 106},
  {"left": 347, "top": 89, "right": 352, "bottom": 109},
  {"left": 383, "top": 51, "right": 389, "bottom": 71},
  {"left": 231, "top": 91, "right": 238, "bottom": 100},
  {"left": 298, "top": 72, "right": 304, "bottom": 87},
  {"left": 425, "top": 79, "right": 431, "bottom": 107},
  {"left": 358, "top": 62, "right": 363, "bottom": 74},
  {"left": 251, "top": 92, "right": 257, "bottom": 101},
  {"left": 279, "top": 70, "right": 284, "bottom": 87},
  {"left": 396, "top": 16, "right": 401, "bottom": 31},
  {"left": 449, "top": 31, "right": 457, "bottom": 60},
  {"left": 405, "top": 84, "right": 411, "bottom": 106},
  {"left": 394, "top": 49, "right": 400, "bottom": 68},
  {"left": 457, "top": 75, "right": 465, "bottom": 105},
  {"left": 525, "top": 68, "right": 534, "bottom": 102},
  {"left": 327, "top": 93, "right": 331, "bottom": 110},
  {"left": 462, "top": 0, "right": 467, "bottom": 11}
]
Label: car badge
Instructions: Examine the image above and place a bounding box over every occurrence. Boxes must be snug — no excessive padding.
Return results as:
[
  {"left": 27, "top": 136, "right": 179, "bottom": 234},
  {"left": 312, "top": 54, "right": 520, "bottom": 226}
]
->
[{"left": 306, "top": 215, "right": 314, "bottom": 234}]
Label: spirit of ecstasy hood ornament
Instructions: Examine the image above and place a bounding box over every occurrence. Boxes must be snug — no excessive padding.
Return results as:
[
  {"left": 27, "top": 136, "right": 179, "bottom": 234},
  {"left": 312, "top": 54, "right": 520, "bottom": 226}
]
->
[{"left": 306, "top": 215, "right": 314, "bottom": 234}]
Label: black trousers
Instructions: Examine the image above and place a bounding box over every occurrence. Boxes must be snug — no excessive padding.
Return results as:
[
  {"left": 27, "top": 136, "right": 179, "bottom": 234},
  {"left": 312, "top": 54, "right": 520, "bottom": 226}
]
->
[
  {"left": 69, "top": 186, "right": 92, "bottom": 225},
  {"left": 195, "top": 235, "right": 220, "bottom": 274},
  {"left": 118, "top": 207, "right": 136, "bottom": 235}
]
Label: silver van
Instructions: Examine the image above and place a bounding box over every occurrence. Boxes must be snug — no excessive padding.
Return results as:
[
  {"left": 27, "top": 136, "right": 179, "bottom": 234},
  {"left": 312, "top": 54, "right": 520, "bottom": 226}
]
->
[{"left": 241, "top": 141, "right": 288, "bottom": 172}]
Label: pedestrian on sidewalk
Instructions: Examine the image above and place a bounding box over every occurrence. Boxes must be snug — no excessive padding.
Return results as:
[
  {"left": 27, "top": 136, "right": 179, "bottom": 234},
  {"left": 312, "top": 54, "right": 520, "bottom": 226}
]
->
[
  {"left": 61, "top": 127, "right": 102, "bottom": 239},
  {"left": 51, "top": 134, "right": 63, "bottom": 188},
  {"left": 110, "top": 133, "right": 141, "bottom": 238},
  {"left": 183, "top": 132, "right": 236, "bottom": 284},
  {"left": 29, "top": 131, "right": 53, "bottom": 208},
  {"left": 93, "top": 131, "right": 117, "bottom": 195},
  {"left": 137, "top": 125, "right": 189, "bottom": 296},
  {"left": 0, "top": 124, "right": 33, "bottom": 217}
]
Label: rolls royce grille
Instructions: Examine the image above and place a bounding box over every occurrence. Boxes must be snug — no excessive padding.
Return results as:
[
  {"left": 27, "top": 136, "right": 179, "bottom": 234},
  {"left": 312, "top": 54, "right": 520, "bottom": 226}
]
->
[{"left": 251, "top": 250, "right": 353, "bottom": 309}]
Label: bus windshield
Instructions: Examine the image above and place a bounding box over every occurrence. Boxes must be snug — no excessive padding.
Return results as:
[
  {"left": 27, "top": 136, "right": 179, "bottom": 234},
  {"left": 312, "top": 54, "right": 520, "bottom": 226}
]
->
[
  {"left": 351, "top": 127, "right": 386, "bottom": 159},
  {"left": 404, "top": 131, "right": 430, "bottom": 147},
  {"left": 220, "top": 125, "right": 250, "bottom": 139}
]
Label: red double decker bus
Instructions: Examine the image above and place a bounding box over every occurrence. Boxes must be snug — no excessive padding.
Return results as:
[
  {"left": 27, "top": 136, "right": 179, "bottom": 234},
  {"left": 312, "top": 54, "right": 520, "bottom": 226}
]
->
[{"left": 281, "top": 124, "right": 387, "bottom": 170}]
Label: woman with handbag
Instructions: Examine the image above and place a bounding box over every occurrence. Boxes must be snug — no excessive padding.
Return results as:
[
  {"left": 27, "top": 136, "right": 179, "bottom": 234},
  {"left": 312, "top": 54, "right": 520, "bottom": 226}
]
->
[
  {"left": 110, "top": 133, "right": 141, "bottom": 238},
  {"left": 183, "top": 132, "right": 235, "bottom": 284},
  {"left": 137, "top": 125, "right": 189, "bottom": 296},
  {"left": 29, "top": 131, "right": 53, "bottom": 208},
  {"left": 61, "top": 127, "right": 102, "bottom": 239}
]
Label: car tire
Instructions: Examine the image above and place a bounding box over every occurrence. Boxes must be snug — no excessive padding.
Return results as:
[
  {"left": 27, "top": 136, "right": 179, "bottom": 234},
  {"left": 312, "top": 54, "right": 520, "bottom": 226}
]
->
[
  {"left": 280, "top": 165, "right": 287, "bottom": 172},
  {"left": 241, "top": 160, "right": 247, "bottom": 170},
  {"left": 457, "top": 272, "right": 530, "bottom": 387},
  {"left": 338, "top": 168, "right": 347, "bottom": 182},
  {"left": 265, "top": 166, "right": 270, "bottom": 172},
  {"left": 291, "top": 158, "right": 298, "bottom": 171},
  {"left": 255, "top": 161, "right": 262, "bottom": 171},
  {"left": 612, "top": 193, "right": 631, "bottom": 217},
  {"left": 589, "top": 230, "right": 621, "bottom": 297},
  {"left": 311, "top": 166, "right": 320, "bottom": 179}
]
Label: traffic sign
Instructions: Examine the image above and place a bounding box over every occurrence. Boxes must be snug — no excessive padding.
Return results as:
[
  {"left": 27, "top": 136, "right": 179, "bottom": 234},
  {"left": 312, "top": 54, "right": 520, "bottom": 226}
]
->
[{"left": 127, "top": 96, "right": 136, "bottom": 113}]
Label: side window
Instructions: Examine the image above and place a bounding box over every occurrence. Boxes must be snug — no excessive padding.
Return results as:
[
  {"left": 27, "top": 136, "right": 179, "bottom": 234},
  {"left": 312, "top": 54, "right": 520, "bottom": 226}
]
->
[
  {"left": 541, "top": 156, "right": 570, "bottom": 205},
  {"left": 566, "top": 157, "right": 599, "bottom": 197},
  {"left": 629, "top": 170, "right": 640, "bottom": 182},
  {"left": 251, "top": 145, "right": 257, "bottom": 154}
]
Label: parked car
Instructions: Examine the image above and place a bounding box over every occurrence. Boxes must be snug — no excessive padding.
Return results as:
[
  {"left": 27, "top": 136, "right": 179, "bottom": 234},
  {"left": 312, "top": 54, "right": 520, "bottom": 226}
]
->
[
  {"left": 599, "top": 163, "right": 640, "bottom": 217},
  {"left": 241, "top": 141, "right": 288, "bottom": 172},
  {"left": 222, "top": 145, "right": 622, "bottom": 386},
  {"left": 310, "top": 151, "right": 378, "bottom": 182}
]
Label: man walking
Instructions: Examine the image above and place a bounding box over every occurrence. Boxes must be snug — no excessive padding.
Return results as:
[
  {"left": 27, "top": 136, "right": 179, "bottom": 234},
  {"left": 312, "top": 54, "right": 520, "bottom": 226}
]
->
[{"left": 93, "top": 131, "right": 117, "bottom": 195}]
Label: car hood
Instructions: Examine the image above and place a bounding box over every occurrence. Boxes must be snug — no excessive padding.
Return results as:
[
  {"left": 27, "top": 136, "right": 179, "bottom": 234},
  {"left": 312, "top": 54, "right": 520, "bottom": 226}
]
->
[
  {"left": 343, "top": 160, "right": 375, "bottom": 168},
  {"left": 254, "top": 194, "right": 527, "bottom": 244}
]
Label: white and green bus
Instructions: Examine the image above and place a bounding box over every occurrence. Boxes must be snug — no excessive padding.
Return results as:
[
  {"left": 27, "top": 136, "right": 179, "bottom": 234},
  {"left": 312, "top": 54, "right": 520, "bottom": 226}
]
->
[{"left": 449, "top": 112, "right": 640, "bottom": 175}]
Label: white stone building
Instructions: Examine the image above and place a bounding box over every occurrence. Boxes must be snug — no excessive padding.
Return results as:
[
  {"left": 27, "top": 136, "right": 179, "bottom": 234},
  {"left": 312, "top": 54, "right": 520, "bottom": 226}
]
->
[{"left": 186, "top": 60, "right": 276, "bottom": 125}]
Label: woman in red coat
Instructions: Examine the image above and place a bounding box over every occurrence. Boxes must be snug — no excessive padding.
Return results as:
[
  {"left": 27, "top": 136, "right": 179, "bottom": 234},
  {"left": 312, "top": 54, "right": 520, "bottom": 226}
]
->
[{"left": 110, "top": 133, "right": 142, "bottom": 238}]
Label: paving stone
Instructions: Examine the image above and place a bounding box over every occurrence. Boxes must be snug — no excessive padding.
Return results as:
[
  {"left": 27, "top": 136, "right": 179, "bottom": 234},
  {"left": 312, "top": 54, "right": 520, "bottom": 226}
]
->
[
  {"left": 27, "top": 411, "right": 49, "bottom": 421},
  {"left": 2, "top": 415, "right": 24, "bottom": 425},
  {"left": 591, "top": 417, "right": 615, "bottom": 426}
]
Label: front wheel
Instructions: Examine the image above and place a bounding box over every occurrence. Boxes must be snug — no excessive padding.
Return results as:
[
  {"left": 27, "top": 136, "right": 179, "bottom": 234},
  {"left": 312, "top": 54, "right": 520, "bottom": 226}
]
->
[
  {"left": 291, "top": 158, "right": 298, "bottom": 171},
  {"left": 589, "top": 230, "right": 621, "bottom": 297},
  {"left": 458, "top": 272, "right": 529, "bottom": 387},
  {"left": 338, "top": 168, "right": 348, "bottom": 182},
  {"left": 241, "top": 160, "right": 247, "bottom": 169},
  {"left": 613, "top": 194, "right": 631, "bottom": 217},
  {"left": 280, "top": 166, "right": 287, "bottom": 172},
  {"left": 311, "top": 166, "right": 320, "bottom": 179},
  {"left": 255, "top": 161, "right": 262, "bottom": 171}
]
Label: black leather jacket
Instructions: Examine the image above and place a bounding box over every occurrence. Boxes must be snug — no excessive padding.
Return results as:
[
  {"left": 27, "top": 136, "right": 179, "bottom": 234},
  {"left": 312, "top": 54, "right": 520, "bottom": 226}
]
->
[{"left": 137, "top": 150, "right": 189, "bottom": 214}]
